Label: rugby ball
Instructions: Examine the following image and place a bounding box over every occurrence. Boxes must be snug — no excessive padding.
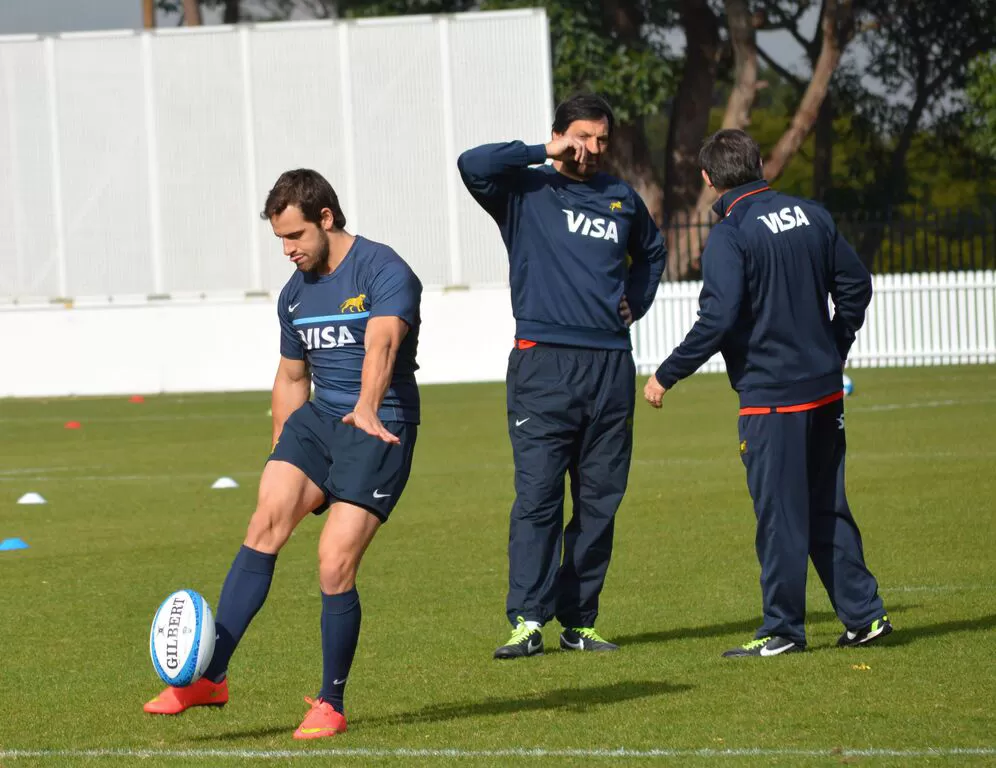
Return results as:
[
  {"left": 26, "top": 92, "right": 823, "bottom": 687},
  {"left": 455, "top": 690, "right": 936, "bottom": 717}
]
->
[
  {"left": 842, "top": 373, "right": 854, "bottom": 397},
  {"left": 149, "top": 589, "right": 216, "bottom": 687}
]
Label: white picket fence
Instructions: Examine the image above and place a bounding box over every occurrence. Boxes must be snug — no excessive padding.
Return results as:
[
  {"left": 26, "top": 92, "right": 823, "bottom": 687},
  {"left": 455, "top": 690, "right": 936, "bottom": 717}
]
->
[{"left": 633, "top": 270, "right": 996, "bottom": 372}]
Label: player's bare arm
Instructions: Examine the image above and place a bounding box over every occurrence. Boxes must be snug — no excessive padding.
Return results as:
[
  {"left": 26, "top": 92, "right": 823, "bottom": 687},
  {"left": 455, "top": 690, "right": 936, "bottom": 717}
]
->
[
  {"left": 271, "top": 356, "right": 310, "bottom": 448},
  {"left": 342, "top": 316, "right": 409, "bottom": 444},
  {"left": 643, "top": 376, "right": 667, "bottom": 408}
]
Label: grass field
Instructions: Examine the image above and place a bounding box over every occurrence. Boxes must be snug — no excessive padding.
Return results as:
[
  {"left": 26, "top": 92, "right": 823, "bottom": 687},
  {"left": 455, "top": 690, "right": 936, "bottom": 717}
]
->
[{"left": 1, "top": 365, "right": 995, "bottom": 767}]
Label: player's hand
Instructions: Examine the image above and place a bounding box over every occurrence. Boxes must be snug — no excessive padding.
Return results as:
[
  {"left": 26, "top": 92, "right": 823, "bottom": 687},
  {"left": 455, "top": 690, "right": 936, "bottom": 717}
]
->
[
  {"left": 643, "top": 376, "right": 668, "bottom": 408},
  {"left": 545, "top": 135, "right": 588, "bottom": 166},
  {"left": 619, "top": 296, "right": 633, "bottom": 327},
  {"left": 343, "top": 406, "right": 401, "bottom": 445}
]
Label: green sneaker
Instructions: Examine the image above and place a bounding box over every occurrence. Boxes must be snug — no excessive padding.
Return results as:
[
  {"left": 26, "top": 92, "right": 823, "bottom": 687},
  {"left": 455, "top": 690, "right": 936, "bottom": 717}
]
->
[
  {"left": 560, "top": 627, "right": 619, "bottom": 652},
  {"left": 494, "top": 617, "right": 544, "bottom": 659},
  {"left": 722, "top": 635, "right": 803, "bottom": 657},
  {"left": 838, "top": 615, "right": 893, "bottom": 647}
]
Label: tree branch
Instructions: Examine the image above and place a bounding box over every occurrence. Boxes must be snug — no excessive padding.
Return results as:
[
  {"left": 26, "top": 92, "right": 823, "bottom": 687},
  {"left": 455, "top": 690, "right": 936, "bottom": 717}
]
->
[
  {"left": 757, "top": 45, "right": 805, "bottom": 89},
  {"left": 764, "top": 0, "right": 853, "bottom": 181}
]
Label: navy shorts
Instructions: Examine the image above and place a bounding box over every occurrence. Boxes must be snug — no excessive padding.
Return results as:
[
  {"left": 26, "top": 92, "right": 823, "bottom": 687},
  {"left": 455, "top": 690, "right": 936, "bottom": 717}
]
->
[{"left": 268, "top": 401, "right": 417, "bottom": 522}]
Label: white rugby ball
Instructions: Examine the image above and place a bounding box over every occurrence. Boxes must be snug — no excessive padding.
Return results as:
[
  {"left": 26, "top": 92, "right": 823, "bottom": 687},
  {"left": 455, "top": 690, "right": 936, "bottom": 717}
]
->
[
  {"left": 842, "top": 373, "right": 854, "bottom": 397},
  {"left": 149, "top": 589, "right": 216, "bottom": 687}
]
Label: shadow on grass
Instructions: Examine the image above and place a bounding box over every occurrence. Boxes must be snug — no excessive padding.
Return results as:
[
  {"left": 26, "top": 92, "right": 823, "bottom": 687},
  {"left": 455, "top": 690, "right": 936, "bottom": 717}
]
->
[
  {"left": 357, "top": 679, "right": 693, "bottom": 727},
  {"left": 192, "top": 725, "right": 290, "bottom": 742},
  {"left": 196, "top": 679, "right": 691, "bottom": 740},
  {"left": 869, "top": 612, "right": 996, "bottom": 648},
  {"left": 614, "top": 604, "right": 921, "bottom": 647}
]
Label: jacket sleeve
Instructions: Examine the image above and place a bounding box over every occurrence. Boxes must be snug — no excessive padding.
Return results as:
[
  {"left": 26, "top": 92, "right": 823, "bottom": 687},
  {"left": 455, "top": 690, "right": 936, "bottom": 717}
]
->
[
  {"left": 625, "top": 193, "right": 668, "bottom": 321},
  {"left": 456, "top": 141, "right": 547, "bottom": 224},
  {"left": 655, "top": 227, "right": 745, "bottom": 388},
  {"left": 828, "top": 225, "right": 873, "bottom": 362}
]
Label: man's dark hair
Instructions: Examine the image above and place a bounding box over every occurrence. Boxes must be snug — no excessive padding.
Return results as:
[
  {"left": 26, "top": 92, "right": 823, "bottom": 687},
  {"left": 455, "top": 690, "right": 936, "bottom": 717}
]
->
[
  {"left": 698, "top": 129, "right": 764, "bottom": 191},
  {"left": 552, "top": 93, "right": 615, "bottom": 137},
  {"left": 261, "top": 169, "right": 346, "bottom": 229}
]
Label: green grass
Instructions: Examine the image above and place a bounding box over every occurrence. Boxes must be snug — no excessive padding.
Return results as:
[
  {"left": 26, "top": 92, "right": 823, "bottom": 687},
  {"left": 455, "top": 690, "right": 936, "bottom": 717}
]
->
[{"left": 1, "top": 366, "right": 995, "bottom": 767}]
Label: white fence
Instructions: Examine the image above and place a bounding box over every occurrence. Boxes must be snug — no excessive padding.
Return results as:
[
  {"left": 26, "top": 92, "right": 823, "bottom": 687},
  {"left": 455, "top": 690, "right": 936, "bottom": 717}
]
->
[
  {"left": 632, "top": 270, "right": 996, "bottom": 373},
  {"left": 0, "top": 11, "right": 552, "bottom": 301},
  {"left": 0, "top": 272, "right": 992, "bottom": 398}
]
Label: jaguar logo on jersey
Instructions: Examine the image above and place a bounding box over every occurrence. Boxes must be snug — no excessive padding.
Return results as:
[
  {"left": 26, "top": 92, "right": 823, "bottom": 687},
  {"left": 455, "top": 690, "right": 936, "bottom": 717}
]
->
[
  {"left": 297, "top": 326, "right": 358, "bottom": 349},
  {"left": 757, "top": 206, "right": 811, "bottom": 234},
  {"left": 563, "top": 209, "right": 620, "bottom": 243},
  {"left": 609, "top": 201, "right": 622, "bottom": 211},
  {"left": 340, "top": 294, "right": 367, "bottom": 313}
]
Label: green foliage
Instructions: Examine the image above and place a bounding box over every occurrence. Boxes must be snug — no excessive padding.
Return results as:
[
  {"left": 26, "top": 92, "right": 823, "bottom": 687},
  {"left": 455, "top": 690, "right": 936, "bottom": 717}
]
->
[
  {"left": 481, "top": 0, "right": 679, "bottom": 124},
  {"left": 965, "top": 51, "right": 996, "bottom": 159},
  {"left": 340, "top": 0, "right": 475, "bottom": 16}
]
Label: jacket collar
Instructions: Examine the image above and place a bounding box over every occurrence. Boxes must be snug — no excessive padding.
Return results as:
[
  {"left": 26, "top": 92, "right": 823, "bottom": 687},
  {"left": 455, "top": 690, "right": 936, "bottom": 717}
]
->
[{"left": 712, "top": 179, "right": 771, "bottom": 218}]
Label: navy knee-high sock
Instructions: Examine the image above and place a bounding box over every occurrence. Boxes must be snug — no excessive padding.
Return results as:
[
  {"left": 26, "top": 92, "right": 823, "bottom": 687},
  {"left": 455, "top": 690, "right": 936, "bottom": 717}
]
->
[
  {"left": 319, "top": 587, "right": 361, "bottom": 713},
  {"left": 204, "top": 545, "right": 277, "bottom": 683}
]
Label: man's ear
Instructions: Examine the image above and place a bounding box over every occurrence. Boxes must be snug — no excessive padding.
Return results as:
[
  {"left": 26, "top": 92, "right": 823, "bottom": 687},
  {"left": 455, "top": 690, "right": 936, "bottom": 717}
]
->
[{"left": 320, "top": 208, "right": 335, "bottom": 232}]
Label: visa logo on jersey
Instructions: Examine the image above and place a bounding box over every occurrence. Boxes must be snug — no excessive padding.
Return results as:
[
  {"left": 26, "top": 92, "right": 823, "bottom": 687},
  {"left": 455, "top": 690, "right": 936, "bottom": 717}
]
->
[
  {"left": 297, "top": 326, "right": 358, "bottom": 350},
  {"left": 563, "top": 209, "right": 620, "bottom": 243},
  {"left": 757, "top": 206, "right": 811, "bottom": 234}
]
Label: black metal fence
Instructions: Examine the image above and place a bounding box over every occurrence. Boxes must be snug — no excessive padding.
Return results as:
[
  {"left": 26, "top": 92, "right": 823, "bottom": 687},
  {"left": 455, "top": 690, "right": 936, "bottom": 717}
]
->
[{"left": 664, "top": 208, "right": 996, "bottom": 279}]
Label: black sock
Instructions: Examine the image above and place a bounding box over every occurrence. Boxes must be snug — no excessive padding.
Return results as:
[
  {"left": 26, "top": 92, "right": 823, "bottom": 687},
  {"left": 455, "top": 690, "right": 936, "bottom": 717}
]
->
[
  {"left": 319, "top": 587, "right": 361, "bottom": 713},
  {"left": 203, "top": 545, "right": 277, "bottom": 683}
]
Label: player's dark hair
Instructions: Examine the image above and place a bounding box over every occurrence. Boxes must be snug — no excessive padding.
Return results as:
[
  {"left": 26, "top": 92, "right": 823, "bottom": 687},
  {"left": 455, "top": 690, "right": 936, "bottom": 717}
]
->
[
  {"left": 261, "top": 169, "right": 346, "bottom": 229},
  {"left": 698, "top": 129, "right": 764, "bottom": 191},
  {"left": 552, "top": 93, "right": 615, "bottom": 137}
]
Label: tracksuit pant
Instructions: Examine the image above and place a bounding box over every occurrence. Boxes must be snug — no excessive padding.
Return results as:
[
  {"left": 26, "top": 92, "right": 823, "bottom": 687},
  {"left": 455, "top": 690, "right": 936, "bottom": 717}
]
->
[
  {"left": 505, "top": 344, "right": 635, "bottom": 628},
  {"left": 738, "top": 397, "right": 885, "bottom": 646}
]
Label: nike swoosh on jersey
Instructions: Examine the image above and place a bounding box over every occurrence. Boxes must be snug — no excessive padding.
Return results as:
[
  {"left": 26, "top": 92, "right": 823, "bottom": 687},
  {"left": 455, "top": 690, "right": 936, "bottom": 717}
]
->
[
  {"left": 372, "top": 489, "right": 391, "bottom": 499},
  {"left": 289, "top": 302, "right": 301, "bottom": 312},
  {"left": 515, "top": 417, "right": 530, "bottom": 427}
]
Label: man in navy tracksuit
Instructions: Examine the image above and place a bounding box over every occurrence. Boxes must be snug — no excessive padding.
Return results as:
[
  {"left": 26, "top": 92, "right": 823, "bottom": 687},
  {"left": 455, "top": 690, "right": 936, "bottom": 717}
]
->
[
  {"left": 645, "top": 129, "right": 892, "bottom": 657},
  {"left": 458, "top": 94, "right": 667, "bottom": 659}
]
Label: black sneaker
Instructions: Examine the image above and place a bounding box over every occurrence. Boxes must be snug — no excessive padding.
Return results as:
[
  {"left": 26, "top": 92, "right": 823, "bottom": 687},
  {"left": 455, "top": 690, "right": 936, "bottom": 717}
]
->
[
  {"left": 837, "top": 615, "right": 893, "bottom": 647},
  {"left": 494, "top": 616, "right": 544, "bottom": 659},
  {"left": 560, "top": 627, "right": 619, "bottom": 652},
  {"left": 722, "top": 635, "right": 803, "bottom": 657}
]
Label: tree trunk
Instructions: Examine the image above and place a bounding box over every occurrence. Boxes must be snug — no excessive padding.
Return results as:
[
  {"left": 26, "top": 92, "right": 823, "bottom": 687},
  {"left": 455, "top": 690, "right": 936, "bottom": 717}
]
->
[
  {"left": 718, "top": 0, "right": 759, "bottom": 133},
  {"left": 856, "top": 88, "right": 930, "bottom": 261},
  {"left": 763, "top": 0, "right": 852, "bottom": 182},
  {"left": 143, "top": 0, "right": 156, "bottom": 29},
  {"left": 223, "top": 0, "right": 240, "bottom": 23},
  {"left": 812, "top": 93, "right": 834, "bottom": 202},
  {"left": 598, "top": 1, "right": 666, "bottom": 227},
  {"left": 663, "top": 0, "right": 721, "bottom": 279},
  {"left": 668, "top": 0, "right": 758, "bottom": 280},
  {"left": 689, "top": 0, "right": 760, "bottom": 218},
  {"left": 605, "top": 122, "right": 666, "bottom": 227},
  {"left": 182, "top": 0, "right": 203, "bottom": 25},
  {"left": 664, "top": 0, "right": 721, "bottom": 215}
]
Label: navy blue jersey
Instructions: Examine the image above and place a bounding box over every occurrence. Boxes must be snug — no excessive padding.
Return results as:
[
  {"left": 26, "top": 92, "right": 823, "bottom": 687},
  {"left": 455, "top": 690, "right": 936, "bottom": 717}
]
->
[
  {"left": 458, "top": 141, "right": 667, "bottom": 350},
  {"left": 655, "top": 180, "right": 873, "bottom": 408},
  {"left": 277, "top": 236, "right": 421, "bottom": 423}
]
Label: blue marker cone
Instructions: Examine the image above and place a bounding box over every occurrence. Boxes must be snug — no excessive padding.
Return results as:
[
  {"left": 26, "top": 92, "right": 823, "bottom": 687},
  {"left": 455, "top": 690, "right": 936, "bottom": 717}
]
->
[{"left": 0, "top": 537, "right": 29, "bottom": 552}]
